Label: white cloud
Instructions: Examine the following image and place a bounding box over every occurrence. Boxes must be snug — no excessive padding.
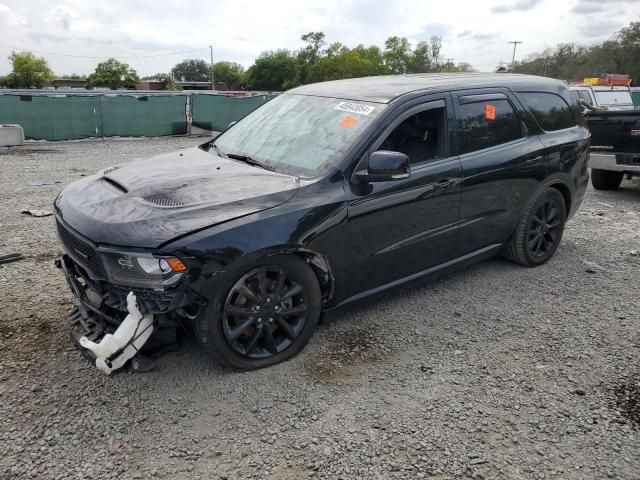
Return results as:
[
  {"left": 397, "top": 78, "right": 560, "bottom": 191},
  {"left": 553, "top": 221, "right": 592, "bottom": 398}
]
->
[{"left": 0, "top": 0, "right": 636, "bottom": 76}]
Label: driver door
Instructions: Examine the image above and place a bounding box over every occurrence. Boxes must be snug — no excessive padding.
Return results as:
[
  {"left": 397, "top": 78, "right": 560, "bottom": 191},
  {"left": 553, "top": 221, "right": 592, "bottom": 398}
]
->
[{"left": 344, "top": 96, "right": 463, "bottom": 296}]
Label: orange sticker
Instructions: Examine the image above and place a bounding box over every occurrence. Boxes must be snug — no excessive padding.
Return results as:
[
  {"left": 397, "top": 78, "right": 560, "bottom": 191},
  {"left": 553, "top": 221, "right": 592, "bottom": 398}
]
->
[
  {"left": 485, "top": 104, "right": 496, "bottom": 120},
  {"left": 339, "top": 115, "right": 358, "bottom": 128}
]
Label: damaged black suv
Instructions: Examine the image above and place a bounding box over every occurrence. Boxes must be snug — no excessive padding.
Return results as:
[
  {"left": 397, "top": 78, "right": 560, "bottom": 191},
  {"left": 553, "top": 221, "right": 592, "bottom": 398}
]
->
[{"left": 55, "top": 74, "right": 589, "bottom": 370}]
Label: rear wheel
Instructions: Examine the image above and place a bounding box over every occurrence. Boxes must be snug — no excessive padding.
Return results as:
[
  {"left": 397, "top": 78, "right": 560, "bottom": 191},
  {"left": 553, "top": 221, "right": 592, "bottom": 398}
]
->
[
  {"left": 591, "top": 169, "right": 623, "bottom": 190},
  {"left": 504, "top": 188, "right": 566, "bottom": 267},
  {"left": 196, "top": 255, "right": 321, "bottom": 369}
]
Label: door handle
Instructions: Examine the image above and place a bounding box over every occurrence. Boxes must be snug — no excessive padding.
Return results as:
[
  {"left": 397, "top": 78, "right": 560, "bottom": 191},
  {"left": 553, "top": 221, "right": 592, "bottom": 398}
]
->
[
  {"left": 525, "top": 155, "right": 544, "bottom": 164},
  {"left": 434, "top": 178, "right": 457, "bottom": 189}
]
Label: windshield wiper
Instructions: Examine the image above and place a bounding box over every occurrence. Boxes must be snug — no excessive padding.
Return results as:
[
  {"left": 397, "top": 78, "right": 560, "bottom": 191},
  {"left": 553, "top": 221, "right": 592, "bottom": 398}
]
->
[
  {"left": 225, "top": 153, "right": 275, "bottom": 171},
  {"left": 210, "top": 143, "right": 227, "bottom": 158}
]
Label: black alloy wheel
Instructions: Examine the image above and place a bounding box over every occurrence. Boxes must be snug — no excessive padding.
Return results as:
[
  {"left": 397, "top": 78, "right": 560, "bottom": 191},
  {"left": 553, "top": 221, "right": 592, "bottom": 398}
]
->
[
  {"left": 504, "top": 187, "right": 567, "bottom": 267},
  {"left": 526, "top": 199, "right": 562, "bottom": 258},
  {"left": 197, "top": 255, "right": 321, "bottom": 369},
  {"left": 223, "top": 266, "right": 308, "bottom": 359}
]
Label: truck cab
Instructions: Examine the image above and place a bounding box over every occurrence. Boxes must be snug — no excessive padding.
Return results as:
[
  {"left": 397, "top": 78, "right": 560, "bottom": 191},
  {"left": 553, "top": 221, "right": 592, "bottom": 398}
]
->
[{"left": 570, "top": 75, "right": 636, "bottom": 112}]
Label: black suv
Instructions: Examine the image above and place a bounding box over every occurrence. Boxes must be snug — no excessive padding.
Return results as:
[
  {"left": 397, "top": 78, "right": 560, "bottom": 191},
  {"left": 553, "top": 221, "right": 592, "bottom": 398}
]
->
[{"left": 55, "top": 73, "right": 590, "bottom": 369}]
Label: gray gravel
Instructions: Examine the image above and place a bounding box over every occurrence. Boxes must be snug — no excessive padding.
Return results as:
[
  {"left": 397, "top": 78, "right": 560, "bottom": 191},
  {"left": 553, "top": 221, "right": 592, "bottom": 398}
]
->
[{"left": 1, "top": 138, "right": 639, "bottom": 480}]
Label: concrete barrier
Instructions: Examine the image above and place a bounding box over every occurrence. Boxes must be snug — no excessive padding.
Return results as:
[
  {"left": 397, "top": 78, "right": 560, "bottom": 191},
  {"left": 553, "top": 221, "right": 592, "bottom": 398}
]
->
[{"left": 0, "top": 124, "right": 24, "bottom": 146}]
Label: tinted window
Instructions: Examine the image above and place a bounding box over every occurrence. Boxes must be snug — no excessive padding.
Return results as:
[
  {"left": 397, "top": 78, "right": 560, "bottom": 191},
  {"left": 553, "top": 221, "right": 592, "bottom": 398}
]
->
[
  {"left": 379, "top": 107, "right": 447, "bottom": 164},
  {"left": 519, "top": 92, "right": 576, "bottom": 131},
  {"left": 457, "top": 99, "right": 522, "bottom": 154}
]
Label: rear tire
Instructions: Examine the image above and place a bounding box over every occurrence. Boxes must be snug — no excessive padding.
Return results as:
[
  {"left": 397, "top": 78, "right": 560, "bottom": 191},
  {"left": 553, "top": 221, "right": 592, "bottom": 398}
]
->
[
  {"left": 195, "top": 255, "right": 321, "bottom": 369},
  {"left": 591, "top": 169, "right": 623, "bottom": 190},
  {"left": 504, "top": 188, "right": 567, "bottom": 267}
]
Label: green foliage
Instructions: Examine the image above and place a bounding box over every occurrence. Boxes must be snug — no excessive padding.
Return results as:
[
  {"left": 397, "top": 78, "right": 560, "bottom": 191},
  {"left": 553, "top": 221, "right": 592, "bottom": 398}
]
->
[
  {"left": 86, "top": 58, "right": 139, "bottom": 90},
  {"left": 59, "top": 73, "right": 86, "bottom": 80},
  {"left": 383, "top": 36, "right": 412, "bottom": 73},
  {"left": 5, "top": 51, "right": 54, "bottom": 88},
  {"left": 243, "top": 32, "right": 477, "bottom": 91},
  {"left": 171, "top": 59, "right": 210, "bottom": 82},
  {"left": 515, "top": 21, "right": 640, "bottom": 82},
  {"left": 213, "top": 61, "right": 245, "bottom": 89},
  {"left": 246, "top": 50, "right": 302, "bottom": 91}
]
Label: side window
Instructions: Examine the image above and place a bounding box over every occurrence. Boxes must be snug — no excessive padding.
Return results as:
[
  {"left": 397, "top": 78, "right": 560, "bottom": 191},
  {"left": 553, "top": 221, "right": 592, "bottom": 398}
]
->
[
  {"left": 378, "top": 107, "right": 447, "bottom": 164},
  {"left": 518, "top": 92, "right": 577, "bottom": 131},
  {"left": 457, "top": 99, "right": 522, "bottom": 155},
  {"left": 578, "top": 90, "right": 592, "bottom": 104}
]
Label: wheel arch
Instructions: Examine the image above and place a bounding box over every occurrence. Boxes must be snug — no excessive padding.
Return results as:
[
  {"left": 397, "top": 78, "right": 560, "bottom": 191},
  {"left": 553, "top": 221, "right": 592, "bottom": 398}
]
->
[
  {"left": 547, "top": 181, "right": 572, "bottom": 215},
  {"left": 265, "top": 247, "right": 335, "bottom": 305}
]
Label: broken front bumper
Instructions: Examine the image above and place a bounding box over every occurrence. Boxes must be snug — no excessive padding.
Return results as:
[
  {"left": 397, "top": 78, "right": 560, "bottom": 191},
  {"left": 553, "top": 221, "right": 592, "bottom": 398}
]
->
[{"left": 57, "top": 254, "right": 197, "bottom": 352}]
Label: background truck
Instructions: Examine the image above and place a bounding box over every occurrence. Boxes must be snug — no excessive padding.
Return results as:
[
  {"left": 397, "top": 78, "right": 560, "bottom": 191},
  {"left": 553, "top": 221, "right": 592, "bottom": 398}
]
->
[
  {"left": 587, "top": 109, "right": 640, "bottom": 189},
  {"left": 570, "top": 74, "right": 637, "bottom": 112}
]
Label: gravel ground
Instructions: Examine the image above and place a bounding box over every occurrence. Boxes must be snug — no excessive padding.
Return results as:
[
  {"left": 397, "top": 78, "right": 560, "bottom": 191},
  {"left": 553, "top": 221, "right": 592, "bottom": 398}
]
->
[{"left": 1, "top": 137, "right": 639, "bottom": 480}]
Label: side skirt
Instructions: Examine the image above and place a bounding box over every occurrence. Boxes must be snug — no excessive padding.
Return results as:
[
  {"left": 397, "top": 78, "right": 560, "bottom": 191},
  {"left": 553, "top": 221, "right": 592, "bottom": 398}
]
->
[{"left": 325, "top": 243, "right": 503, "bottom": 312}]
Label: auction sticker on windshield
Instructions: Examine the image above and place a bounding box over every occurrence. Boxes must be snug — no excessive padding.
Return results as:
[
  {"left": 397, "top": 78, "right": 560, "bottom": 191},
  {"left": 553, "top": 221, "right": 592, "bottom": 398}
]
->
[{"left": 334, "top": 102, "right": 376, "bottom": 115}]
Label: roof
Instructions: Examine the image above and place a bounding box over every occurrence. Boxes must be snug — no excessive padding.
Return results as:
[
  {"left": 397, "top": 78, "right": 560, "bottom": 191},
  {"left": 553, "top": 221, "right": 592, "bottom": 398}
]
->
[{"left": 288, "top": 73, "right": 566, "bottom": 103}]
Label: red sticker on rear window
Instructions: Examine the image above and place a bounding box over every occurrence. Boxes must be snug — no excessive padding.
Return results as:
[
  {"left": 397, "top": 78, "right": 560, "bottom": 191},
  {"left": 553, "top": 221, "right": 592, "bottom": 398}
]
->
[
  {"left": 339, "top": 115, "right": 358, "bottom": 128},
  {"left": 485, "top": 104, "right": 496, "bottom": 120}
]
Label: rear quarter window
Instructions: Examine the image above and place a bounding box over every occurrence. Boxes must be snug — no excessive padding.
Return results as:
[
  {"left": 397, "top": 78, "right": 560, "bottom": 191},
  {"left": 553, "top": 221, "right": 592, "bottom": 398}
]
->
[{"left": 518, "top": 92, "right": 577, "bottom": 131}]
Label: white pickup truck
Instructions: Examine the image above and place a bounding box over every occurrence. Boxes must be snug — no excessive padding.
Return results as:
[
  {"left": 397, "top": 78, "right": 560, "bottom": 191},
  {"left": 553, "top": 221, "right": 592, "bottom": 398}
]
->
[{"left": 570, "top": 84, "right": 636, "bottom": 111}]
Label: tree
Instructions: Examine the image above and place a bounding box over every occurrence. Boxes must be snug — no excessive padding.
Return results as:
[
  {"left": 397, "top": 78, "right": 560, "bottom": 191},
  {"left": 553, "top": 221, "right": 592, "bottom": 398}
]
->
[
  {"left": 86, "top": 58, "right": 139, "bottom": 89},
  {"left": 171, "top": 59, "right": 210, "bottom": 82},
  {"left": 142, "top": 73, "right": 182, "bottom": 90},
  {"left": 514, "top": 21, "right": 640, "bottom": 81},
  {"left": 5, "top": 51, "right": 54, "bottom": 88},
  {"left": 246, "top": 50, "right": 301, "bottom": 91},
  {"left": 212, "top": 61, "right": 245, "bottom": 89},
  {"left": 299, "top": 32, "right": 326, "bottom": 64},
  {"left": 383, "top": 36, "right": 412, "bottom": 74},
  {"left": 407, "top": 41, "right": 432, "bottom": 73}
]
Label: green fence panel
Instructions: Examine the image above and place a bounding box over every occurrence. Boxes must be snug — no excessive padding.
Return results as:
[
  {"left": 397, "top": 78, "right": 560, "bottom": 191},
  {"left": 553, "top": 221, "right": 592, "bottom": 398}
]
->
[
  {"left": 191, "top": 94, "right": 274, "bottom": 132},
  {"left": 101, "top": 95, "right": 187, "bottom": 137},
  {"left": 0, "top": 94, "right": 100, "bottom": 140}
]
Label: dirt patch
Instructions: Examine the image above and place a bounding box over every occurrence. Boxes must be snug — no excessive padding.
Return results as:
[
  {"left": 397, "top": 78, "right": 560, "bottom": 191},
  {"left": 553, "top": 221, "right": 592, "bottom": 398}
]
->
[
  {"left": 304, "top": 325, "right": 392, "bottom": 383},
  {"left": 612, "top": 376, "right": 640, "bottom": 429},
  {"left": 0, "top": 147, "right": 62, "bottom": 156}
]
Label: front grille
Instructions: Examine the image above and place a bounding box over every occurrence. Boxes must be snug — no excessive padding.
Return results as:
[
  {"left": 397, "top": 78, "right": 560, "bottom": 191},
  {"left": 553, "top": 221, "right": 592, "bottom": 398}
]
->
[{"left": 56, "top": 219, "right": 106, "bottom": 278}]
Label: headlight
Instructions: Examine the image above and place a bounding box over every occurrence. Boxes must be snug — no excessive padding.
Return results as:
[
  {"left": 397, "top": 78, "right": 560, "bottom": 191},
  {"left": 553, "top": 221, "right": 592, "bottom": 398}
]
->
[{"left": 100, "top": 250, "right": 187, "bottom": 290}]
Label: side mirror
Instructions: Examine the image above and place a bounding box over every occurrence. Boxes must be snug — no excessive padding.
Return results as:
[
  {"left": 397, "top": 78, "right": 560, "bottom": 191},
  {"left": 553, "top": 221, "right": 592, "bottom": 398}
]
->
[{"left": 355, "top": 150, "right": 410, "bottom": 183}]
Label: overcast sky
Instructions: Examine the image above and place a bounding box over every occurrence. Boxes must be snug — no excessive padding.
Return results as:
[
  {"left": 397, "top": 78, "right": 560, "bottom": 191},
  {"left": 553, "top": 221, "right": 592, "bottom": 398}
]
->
[{"left": 0, "top": 0, "right": 638, "bottom": 77}]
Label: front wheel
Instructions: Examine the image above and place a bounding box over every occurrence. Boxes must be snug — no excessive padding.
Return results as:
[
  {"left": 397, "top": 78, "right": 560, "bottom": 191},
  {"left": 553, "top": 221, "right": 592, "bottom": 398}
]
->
[
  {"left": 504, "top": 188, "right": 567, "bottom": 267},
  {"left": 196, "top": 255, "right": 321, "bottom": 369},
  {"left": 591, "top": 169, "right": 623, "bottom": 190}
]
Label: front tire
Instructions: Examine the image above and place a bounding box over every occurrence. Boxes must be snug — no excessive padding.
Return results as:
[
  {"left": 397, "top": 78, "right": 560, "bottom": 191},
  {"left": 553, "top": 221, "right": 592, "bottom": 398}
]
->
[
  {"left": 196, "top": 255, "right": 321, "bottom": 369},
  {"left": 591, "top": 169, "right": 623, "bottom": 190},
  {"left": 504, "top": 188, "right": 567, "bottom": 267}
]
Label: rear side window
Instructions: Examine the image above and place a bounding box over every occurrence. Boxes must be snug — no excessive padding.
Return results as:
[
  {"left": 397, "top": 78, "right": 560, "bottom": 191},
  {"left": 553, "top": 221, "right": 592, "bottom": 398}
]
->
[
  {"left": 519, "top": 92, "right": 576, "bottom": 131},
  {"left": 457, "top": 99, "right": 522, "bottom": 154}
]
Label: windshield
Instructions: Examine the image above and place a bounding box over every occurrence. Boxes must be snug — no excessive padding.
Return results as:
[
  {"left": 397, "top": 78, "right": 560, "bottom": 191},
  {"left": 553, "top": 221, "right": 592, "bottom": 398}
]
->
[
  {"left": 212, "top": 94, "right": 385, "bottom": 177},
  {"left": 594, "top": 90, "right": 634, "bottom": 107}
]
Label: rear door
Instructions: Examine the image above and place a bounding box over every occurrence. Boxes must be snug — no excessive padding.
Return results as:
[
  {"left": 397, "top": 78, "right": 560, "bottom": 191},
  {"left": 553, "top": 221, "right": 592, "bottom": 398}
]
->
[{"left": 452, "top": 89, "right": 547, "bottom": 254}]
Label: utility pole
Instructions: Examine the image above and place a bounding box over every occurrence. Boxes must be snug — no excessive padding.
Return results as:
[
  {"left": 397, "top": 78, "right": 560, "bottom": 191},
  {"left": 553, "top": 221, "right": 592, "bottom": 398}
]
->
[
  {"left": 508, "top": 41, "right": 523, "bottom": 72},
  {"left": 209, "top": 45, "right": 215, "bottom": 91},
  {"left": 444, "top": 58, "right": 454, "bottom": 70}
]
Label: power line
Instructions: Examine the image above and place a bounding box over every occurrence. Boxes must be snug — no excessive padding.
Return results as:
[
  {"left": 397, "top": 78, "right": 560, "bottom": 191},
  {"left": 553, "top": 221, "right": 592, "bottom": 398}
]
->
[{"left": 0, "top": 44, "right": 209, "bottom": 59}]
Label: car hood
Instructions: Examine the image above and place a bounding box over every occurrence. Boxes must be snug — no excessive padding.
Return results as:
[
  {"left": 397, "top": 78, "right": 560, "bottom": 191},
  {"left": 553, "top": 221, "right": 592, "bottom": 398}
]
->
[{"left": 55, "top": 147, "right": 300, "bottom": 248}]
